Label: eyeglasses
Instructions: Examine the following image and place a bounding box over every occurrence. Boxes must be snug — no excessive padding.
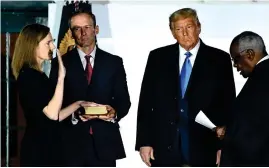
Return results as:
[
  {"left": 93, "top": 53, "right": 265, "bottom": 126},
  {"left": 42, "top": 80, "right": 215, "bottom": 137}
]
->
[{"left": 231, "top": 49, "right": 249, "bottom": 64}]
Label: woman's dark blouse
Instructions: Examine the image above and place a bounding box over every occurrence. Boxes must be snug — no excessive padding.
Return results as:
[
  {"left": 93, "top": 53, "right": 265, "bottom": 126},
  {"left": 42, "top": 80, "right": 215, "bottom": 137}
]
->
[{"left": 17, "top": 66, "right": 61, "bottom": 166}]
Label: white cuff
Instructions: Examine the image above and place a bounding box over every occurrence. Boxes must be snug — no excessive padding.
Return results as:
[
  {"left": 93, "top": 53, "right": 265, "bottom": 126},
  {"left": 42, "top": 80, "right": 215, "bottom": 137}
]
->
[{"left": 71, "top": 113, "right": 79, "bottom": 125}]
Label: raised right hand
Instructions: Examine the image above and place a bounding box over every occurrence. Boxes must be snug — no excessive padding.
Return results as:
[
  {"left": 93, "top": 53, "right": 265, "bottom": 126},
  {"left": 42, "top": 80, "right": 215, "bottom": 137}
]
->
[
  {"left": 216, "top": 149, "right": 221, "bottom": 166},
  {"left": 56, "top": 49, "right": 66, "bottom": 80},
  {"left": 140, "top": 146, "right": 155, "bottom": 167}
]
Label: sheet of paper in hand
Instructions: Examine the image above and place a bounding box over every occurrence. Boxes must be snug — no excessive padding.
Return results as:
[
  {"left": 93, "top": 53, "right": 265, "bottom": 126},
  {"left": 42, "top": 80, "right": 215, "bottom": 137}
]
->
[
  {"left": 84, "top": 106, "right": 107, "bottom": 115},
  {"left": 195, "top": 111, "right": 216, "bottom": 130}
]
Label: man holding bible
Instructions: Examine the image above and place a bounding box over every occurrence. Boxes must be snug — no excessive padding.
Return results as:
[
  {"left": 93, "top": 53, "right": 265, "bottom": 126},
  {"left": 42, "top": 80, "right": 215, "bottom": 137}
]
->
[
  {"left": 135, "top": 8, "right": 236, "bottom": 166},
  {"left": 50, "top": 10, "right": 131, "bottom": 166}
]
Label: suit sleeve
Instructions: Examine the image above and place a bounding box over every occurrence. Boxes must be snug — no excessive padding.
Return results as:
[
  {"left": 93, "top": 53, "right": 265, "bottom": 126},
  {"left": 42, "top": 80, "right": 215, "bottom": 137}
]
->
[
  {"left": 217, "top": 52, "right": 236, "bottom": 126},
  {"left": 112, "top": 58, "right": 131, "bottom": 121},
  {"left": 233, "top": 107, "right": 269, "bottom": 163},
  {"left": 227, "top": 74, "right": 269, "bottom": 163},
  {"left": 216, "top": 52, "right": 236, "bottom": 150},
  {"left": 135, "top": 51, "right": 156, "bottom": 150}
]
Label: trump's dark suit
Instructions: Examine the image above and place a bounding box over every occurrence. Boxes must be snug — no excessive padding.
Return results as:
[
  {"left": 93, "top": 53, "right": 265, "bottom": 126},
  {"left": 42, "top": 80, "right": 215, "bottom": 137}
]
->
[
  {"left": 221, "top": 58, "right": 269, "bottom": 167},
  {"left": 50, "top": 47, "right": 131, "bottom": 166},
  {"left": 135, "top": 40, "right": 236, "bottom": 166}
]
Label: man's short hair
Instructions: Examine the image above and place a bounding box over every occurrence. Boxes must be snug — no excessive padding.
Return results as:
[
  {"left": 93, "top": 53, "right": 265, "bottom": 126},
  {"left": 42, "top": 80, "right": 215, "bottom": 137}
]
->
[
  {"left": 68, "top": 9, "right": 96, "bottom": 29},
  {"left": 231, "top": 31, "right": 267, "bottom": 55},
  {"left": 169, "top": 8, "right": 200, "bottom": 30}
]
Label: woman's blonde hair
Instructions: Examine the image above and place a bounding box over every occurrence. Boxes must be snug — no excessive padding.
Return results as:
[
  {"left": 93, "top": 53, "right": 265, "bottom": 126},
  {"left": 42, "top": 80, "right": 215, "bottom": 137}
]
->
[{"left": 12, "top": 23, "right": 50, "bottom": 79}]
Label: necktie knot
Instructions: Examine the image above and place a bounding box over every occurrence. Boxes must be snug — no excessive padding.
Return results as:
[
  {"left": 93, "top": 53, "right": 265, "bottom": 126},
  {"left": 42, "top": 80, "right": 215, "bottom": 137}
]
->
[
  {"left": 181, "top": 51, "right": 193, "bottom": 98},
  {"left": 85, "top": 55, "right": 93, "bottom": 85},
  {"left": 185, "top": 51, "right": 192, "bottom": 58},
  {"left": 85, "top": 55, "right": 92, "bottom": 63}
]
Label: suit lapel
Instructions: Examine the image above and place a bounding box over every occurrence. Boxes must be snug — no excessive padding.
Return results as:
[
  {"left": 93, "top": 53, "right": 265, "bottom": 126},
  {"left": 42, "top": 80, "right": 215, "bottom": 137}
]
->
[
  {"left": 171, "top": 43, "right": 182, "bottom": 99},
  {"left": 72, "top": 48, "right": 85, "bottom": 73},
  {"left": 68, "top": 48, "right": 88, "bottom": 88},
  {"left": 184, "top": 40, "right": 210, "bottom": 100},
  {"left": 90, "top": 47, "right": 107, "bottom": 87},
  {"left": 69, "top": 47, "right": 107, "bottom": 87}
]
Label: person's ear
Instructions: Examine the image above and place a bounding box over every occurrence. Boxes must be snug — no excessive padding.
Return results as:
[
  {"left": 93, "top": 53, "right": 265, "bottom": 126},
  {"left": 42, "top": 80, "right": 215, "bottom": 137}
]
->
[
  {"left": 169, "top": 23, "right": 177, "bottom": 39},
  {"left": 95, "top": 25, "right": 99, "bottom": 35},
  {"left": 246, "top": 49, "right": 255, "bottom": 61},
  {"left": 197, "top": 24, "right": 201, "bottom": 34}
]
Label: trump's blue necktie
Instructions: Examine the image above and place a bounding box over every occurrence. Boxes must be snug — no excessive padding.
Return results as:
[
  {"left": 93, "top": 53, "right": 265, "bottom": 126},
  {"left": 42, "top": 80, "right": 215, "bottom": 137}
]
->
[
  {"left": 181, "top": 52, "right": 192, "bottom": 98},
  {"left": 179, "top": 51, "right": 192, "bottom": 163}
]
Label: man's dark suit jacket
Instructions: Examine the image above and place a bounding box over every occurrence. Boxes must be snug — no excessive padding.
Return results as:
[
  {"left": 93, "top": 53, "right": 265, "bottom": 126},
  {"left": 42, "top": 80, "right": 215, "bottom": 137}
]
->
[
  {"left": 220, "top": 58, "right": 269, "bottom": 167},
  {"left": 50, "top": 47, "right": 131, "bottom": 163},
  {"left": 135, "top": 40, "right": 236, "bottom": 166}
]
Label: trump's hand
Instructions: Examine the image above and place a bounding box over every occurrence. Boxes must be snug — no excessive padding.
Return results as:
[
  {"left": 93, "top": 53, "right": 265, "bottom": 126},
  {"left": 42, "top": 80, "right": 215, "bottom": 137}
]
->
[
  {"left": 216, "top": 150, "right": 221, "bottom": 166},
  {"left": 140, "top": 146, "right": 155, "bottom": 167},
  {"left": 215, "top": 126, "right": 226, "bottom": 140}
]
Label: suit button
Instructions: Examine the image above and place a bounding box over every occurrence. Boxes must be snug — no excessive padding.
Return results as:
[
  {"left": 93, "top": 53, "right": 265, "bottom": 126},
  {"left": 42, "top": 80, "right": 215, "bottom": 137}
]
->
[
  {"left": 181, "top": 109, "right": 184, "bottom": 113},
  {"left": 112, "top": 97, "right": 115, "bottom": 100},
  {"left": 168, "top": 146, "right": 172, "bottom": 150},
  {"left": 170, "top": 122, "right": 174, "bottom": 125},
  {"left": 174, "top": 97, "right": 177, "bottom": 100},
  {"left": 151, "top": 108, "right": 154, "bottom": 111}
]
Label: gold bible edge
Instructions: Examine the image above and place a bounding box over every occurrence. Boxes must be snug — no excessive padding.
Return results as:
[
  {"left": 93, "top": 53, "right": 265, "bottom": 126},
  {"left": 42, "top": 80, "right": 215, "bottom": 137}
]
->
[{"left": 84, "top": 106, "right": 107, "bottom": 115}]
